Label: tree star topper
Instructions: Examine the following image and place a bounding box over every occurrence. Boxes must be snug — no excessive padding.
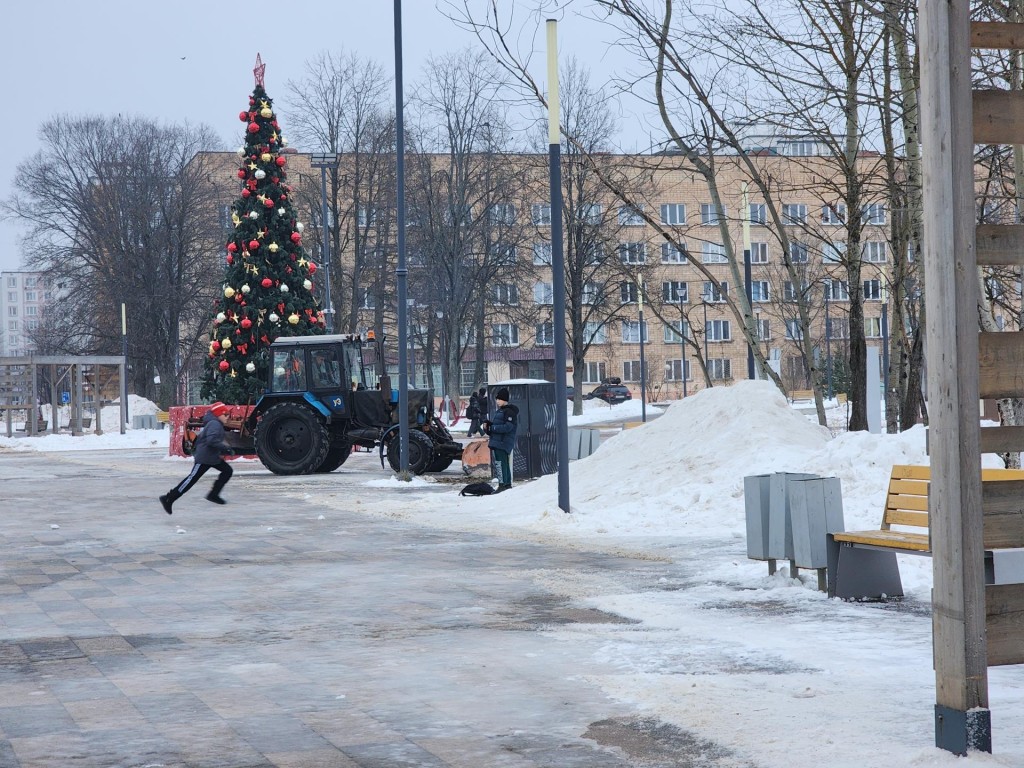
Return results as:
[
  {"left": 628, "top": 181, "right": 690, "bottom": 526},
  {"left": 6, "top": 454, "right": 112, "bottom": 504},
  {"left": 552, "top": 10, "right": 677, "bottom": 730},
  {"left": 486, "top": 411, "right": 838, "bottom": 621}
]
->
[{"left": 253, "top": 53, "right": 266, "bottom": 88}]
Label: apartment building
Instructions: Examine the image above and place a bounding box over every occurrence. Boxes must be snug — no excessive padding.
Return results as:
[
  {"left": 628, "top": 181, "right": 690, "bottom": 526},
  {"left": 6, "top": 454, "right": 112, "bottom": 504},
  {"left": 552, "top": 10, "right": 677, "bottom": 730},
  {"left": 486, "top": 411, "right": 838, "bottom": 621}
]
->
[
  {"left": 200, "top": 145, "right": 895, "bottom": 399},
  {"left": 0, "top": 271, "right": 51, "bottom": 357}
]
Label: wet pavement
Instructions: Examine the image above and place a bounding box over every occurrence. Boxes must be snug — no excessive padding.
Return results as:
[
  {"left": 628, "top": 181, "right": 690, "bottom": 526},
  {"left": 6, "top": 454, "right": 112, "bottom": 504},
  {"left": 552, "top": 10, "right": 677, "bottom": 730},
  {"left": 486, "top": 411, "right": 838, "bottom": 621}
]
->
[{"left": 0, "top": 448, "right": 752, "bottom": 768}]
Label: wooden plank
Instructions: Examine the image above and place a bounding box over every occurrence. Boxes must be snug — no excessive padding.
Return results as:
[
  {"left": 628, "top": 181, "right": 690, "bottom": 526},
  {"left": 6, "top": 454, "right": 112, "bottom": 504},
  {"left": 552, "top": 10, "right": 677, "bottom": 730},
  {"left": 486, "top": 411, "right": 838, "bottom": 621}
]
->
[
  {"left": 982, "top": 467, "right": 1024, "bottom": 480},
  {"left": 893, "top": 464, "right": 931, "bottom": 480},
  {"left": 981, "top": 426, "right": 1024, "bottom": 454},
  {"left": 974, "top": 90, "right": 1024, "bottom": 145},
  {"left": 979, "top": 332, "right": 1024, "bottom": 399},
  {"left": 983, "top": 479, "right": 1024, "bottom": 548},
  {"left": 884, "top": 509, "right": 930, "bottom": 528},
  {"left": 831, "top": 530, "right": 931, "bottom": 549},
  {"left": 972, "top": 21, "right": 1024, "bottom": 50},
  {"left": 986, "top": 583, "right": 1024, "bottom": 666},
  {"left": 976, "top": 224, "right": 1024, "bottom": 265}
]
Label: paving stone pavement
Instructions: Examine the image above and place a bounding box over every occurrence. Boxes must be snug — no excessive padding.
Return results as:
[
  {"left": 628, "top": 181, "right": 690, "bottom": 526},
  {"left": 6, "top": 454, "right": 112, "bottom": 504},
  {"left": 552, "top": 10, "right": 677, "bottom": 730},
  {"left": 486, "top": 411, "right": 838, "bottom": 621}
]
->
[{"left": 0, "top": 447, "right": 753, "bottom": 768}]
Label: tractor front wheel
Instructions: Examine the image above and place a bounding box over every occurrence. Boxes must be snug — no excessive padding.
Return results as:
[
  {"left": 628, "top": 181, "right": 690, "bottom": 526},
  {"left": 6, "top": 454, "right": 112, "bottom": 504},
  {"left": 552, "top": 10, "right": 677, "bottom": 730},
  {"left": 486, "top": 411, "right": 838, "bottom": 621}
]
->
[
  {"left": 255, "top": 402, "right": 330, "bottom": 475},
  {"left": 386, "top": 429, "right": 434, "bottom": 475}
]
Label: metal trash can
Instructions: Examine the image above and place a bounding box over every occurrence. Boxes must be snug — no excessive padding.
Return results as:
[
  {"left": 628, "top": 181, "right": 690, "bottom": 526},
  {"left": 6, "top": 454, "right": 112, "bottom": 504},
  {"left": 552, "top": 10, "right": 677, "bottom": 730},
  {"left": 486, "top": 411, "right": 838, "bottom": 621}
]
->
[{"left": 490, "top": 380, "right": 557, "bottom": 479}]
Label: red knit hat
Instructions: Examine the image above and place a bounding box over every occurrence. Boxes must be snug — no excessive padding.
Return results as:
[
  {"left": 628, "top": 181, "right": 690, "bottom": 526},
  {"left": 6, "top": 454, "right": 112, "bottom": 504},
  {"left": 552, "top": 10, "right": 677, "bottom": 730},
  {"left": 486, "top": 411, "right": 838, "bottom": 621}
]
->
[{"left": 209, "top": 402, "right": 229, "bottom": 417}]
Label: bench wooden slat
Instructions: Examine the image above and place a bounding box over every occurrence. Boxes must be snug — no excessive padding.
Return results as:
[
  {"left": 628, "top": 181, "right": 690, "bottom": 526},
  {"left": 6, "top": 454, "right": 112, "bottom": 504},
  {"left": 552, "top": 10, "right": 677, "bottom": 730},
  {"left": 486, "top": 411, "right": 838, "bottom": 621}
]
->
[
  {"left": 884, "top": 509, "right": 930, "bottom": 528},
  {"left": 833, "top": 530, "right": 931, "bottom": 550}
]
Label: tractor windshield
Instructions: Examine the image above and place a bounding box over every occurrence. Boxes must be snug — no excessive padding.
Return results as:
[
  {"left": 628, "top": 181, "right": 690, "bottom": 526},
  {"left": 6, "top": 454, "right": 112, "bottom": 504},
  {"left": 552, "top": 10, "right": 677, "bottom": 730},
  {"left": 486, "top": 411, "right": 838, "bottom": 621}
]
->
[
  {"left": 271, "top": 348, "right": 306, "bottom": 392},
  {"left": 341, "top": 341, "right": 365, "bottom": 389}
]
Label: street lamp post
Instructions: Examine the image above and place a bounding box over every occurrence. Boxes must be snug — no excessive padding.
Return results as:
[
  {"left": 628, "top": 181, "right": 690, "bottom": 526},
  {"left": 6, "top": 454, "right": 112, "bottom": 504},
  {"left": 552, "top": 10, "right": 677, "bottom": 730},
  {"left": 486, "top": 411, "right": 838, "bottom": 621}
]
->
[
  {"left": 637, "top": 281, "right": 647, "bottom": 423},
  {"left": 825, "top": 285, "right": 833, "bottom": 399},
  {"left": 881, "top": 287, "right": 889, "bottom": 419},
  {"left": 309, "top": 152, "right": 339, "bottom": 332},
  {"left": 742, "top": 182, "right": 755, "bottom": 379},
  {"left": 702, "top": 289, "right": 710, "bottom": 377},
  {"left": 435, "top": 309, "right": 448, "bottom": 424},
  {"left": 680, "top": 317, "right": 688, "bottom": 398}
]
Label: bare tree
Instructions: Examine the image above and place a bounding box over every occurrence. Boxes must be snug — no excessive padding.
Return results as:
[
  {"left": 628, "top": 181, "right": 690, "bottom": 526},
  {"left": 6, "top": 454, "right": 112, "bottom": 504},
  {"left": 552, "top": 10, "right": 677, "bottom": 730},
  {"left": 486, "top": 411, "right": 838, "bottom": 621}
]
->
[{"left": 5, "top": 115, "right": 223, "bottom": 407}]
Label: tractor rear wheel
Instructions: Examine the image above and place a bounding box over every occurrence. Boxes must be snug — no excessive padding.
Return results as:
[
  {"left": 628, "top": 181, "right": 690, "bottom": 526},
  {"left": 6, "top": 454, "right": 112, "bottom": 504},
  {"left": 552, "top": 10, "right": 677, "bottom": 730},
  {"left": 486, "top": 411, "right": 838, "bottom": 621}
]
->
[
  {"left": 315, "top": 435, "right": 353, "bottom": 473},
  {"left": 386, "top": 429, "right": 434, "bottom": 475},
  {"left": 255, "top": 402, "right": 330, "bottom": 475}
]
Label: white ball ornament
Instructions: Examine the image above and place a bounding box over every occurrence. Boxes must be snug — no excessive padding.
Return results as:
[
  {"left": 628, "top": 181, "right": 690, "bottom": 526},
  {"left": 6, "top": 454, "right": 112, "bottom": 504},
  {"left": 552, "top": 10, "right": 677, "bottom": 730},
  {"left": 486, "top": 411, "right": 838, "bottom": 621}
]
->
[
  {"left": 241, "top": 284, "right": 251, "bottom": 294},
  {"left": 216, "top": 312, "right": 226, "bottom": 323},
  {"left": 303, "top": 279, "right": 312, "bottom": 290},
  {"left": 269, "top": 313, "right": 280, "bottom": 323},
  {"left": 281, "top": 136, "right": 288, "bottom": 146},
  {"left": 280, "top": 284, "right": 289, "bottom": 293},
  {"left": 236, "top": 147, "right": 246, "bottom": 157},
  {"left": 246, "top": 362, "right": 256, "bottom": 373},
  {"left": 248, "top": 211, "right": 259, "bottom": 220},
  {"left": 254, "top": 169, "right": 266, "bottom": 180},
  {"left": 296, "top": 222, "right": 304, "bottom": 233},
  {"left": 277, "top": 208, "right": 286, "bottom": 216}
]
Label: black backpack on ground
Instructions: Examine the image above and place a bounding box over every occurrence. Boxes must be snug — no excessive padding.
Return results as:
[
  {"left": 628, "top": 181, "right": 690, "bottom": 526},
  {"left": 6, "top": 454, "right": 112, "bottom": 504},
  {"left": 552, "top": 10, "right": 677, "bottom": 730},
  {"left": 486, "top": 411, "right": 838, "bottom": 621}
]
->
[{"left": 460, "top": 481, "right": 495, "bottom": 496}]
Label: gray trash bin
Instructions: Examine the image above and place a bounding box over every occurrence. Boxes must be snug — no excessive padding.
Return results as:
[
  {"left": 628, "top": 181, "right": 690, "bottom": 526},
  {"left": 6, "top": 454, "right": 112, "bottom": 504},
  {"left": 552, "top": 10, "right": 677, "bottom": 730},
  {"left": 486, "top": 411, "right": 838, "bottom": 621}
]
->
[
  {"left": 490, "top": 380, "right": 558, "bottom": 479},
  {"left": 788, "top": 476, "right": 845, "bottom": 591}
]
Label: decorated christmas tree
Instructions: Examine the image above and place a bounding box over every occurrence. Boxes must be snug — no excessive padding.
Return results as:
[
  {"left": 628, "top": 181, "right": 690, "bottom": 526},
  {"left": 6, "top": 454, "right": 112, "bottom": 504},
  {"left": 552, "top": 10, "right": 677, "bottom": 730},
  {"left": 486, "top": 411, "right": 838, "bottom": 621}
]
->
[{"left": 201, "top": 55, "right": 325, "bottom": 403}]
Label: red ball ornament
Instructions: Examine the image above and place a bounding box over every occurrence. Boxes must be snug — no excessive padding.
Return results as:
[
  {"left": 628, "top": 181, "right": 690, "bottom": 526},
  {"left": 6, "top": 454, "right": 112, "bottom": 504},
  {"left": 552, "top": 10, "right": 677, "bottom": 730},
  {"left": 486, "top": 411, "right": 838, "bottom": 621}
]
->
[
  {"left": 263, "top": 198, "right": 274, "bottom": 208},
  {"left": 241, "top": 188, "right": 251, "bottom": 198},
  {"left": 227, "top": 242, "right": 237, "bottom": 252},
  {"left": 249, "top": 97, "right": 255, "bottom": 106},
  {"left": 226, "top": 255, "right": 233, "bottom": 265},
  {"left": 248, "top": 122, "right": 260, "bottom": 134},
  {"left": 261, "top": 278, "right": 273, "bottom": 288},
  {"left": 237, "top": 169, "right": 247, "bottom": 179},
  {"left": 241, "top": 317, "right": 252, "bottom": 329},
  {"left": 290, "top": 233, "right": 301, "bottom": 244},
  {"left": 219, "top": 360, "right": 230, "bottom": 372},
  {"left": 249, "top": 240, "right": 260, "bottom": 250},
  {"left": 211, "top": 340, "right": 221, "bottom": 351},
  {"left": 239, "top": 111, "right": 249, "bottom": 122},
  {"left": 275, "top": 156, "right": 286, "bottom": 167},
  {"left": 279, "top": 194, "right": 287, "bottom": 201},
  {"left": 271, "top": 176, "right": 279, "bottom": 184},
  {"left": 308, "top": 263, "right": 317, "bottom": 275}
]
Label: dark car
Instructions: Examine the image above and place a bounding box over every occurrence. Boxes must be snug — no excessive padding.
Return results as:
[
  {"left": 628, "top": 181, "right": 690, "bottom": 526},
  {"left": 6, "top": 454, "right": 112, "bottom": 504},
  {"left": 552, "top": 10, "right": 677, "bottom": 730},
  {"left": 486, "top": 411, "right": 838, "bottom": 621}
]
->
[{"left": 584, "top": 380, "right": 633, "bottom": 404}]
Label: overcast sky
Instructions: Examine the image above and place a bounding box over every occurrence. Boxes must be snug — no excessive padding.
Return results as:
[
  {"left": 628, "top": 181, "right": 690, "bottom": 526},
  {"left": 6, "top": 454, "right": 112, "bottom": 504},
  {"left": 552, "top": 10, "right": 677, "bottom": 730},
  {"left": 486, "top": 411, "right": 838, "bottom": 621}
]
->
[{"left": 1, "top": 1, "right": 643, "bottom": 275}]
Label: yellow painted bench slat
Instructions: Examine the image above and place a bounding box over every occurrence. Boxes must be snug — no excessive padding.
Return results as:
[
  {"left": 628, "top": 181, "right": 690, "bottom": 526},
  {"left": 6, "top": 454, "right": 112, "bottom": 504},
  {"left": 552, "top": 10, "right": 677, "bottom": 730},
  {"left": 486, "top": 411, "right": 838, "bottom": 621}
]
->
[{"left": 833, "top": 530, "right": 931, "bottom": 550}]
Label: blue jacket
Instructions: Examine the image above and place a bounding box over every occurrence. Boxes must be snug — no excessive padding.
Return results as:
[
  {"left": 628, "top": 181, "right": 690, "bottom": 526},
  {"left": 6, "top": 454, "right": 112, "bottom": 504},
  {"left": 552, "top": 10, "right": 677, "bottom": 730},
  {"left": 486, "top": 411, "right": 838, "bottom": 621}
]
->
[
  {"left": 193, "top": 411, "right": 230, "bottom": 465},
  {"left": 487, "top": 403, "right": 519, "bottom": 453}
]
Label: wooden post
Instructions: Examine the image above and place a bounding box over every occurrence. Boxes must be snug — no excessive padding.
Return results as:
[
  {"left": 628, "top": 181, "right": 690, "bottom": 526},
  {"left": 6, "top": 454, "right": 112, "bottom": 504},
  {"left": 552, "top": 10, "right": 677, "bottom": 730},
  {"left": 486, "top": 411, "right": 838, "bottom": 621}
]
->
[{"left": 920, "top": 0, "right": 990, "bottom": 753}]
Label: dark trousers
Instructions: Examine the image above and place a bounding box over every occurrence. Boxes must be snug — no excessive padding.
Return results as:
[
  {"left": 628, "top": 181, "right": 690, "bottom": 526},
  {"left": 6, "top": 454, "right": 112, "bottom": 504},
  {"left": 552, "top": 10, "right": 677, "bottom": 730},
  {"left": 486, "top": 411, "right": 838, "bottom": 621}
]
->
[
  {"left": 170, "top": 460, "right": 233, "bottom": 498},
  {"left": 468, "top": 417, "right": 483, "bottom": 437},
  {"left": 492, "top": 448, "right": 511, "bottom": 486}
]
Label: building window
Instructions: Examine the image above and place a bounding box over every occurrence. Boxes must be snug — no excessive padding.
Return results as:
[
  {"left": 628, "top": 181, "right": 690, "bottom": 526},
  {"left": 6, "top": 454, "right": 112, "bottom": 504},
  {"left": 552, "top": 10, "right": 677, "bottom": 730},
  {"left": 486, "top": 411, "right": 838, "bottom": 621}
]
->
[
  {"left": 26, "top": 319, "right": 38, "bottom": 331},
  {"left": 531, "top": 204, "right": 552, "bottom": 226},
  {"left": 786, "top": 319, "right": 804, "bottom": 339},
  {"left": 862, "top": 203, "right": 886, "bottom": 225},
  {"left": 7, "top": 320, "right": 17, "bottom": 331},
  {"left": 823, "top": 241, "right": 846, "bottom": 263},
  {"left": 862, "top": 241, "right": 887, "bottom": 263},
  {"left": 491, "top": 284, "right": 519, "bottom": 305},
  {"left": 489, "top": 203, "right": 516, "bottom": 224},
  {"left": 749, "top": 203, "right": 767, "bottom": 225},
  {"left": 787, "top": 241, "right": 809, "bottom": 263},
  {"left": 357, "top": 206, "right": 377, "bottom": 227},
  {"left": 664, "top": 319, "right": 689, "bottom": 343},
  {"left": 782, "top": 203, "right": 808, "bottom": 224},
  {"left": 701, "top": 281, "right": 728, "bottom": 302},
  {"left": 490, "top": 242, "right": 516, "bottom": 264},
  {"left": 491, "top": 324, "right": 520, "bottom": 347},
  {"left": 750, "top": 280, "right": 770, "bottom": 302},
  {"left": 701, "top": 242, "right": 727, "bottom": 263},
  {"left": 824, "top": 279, "right": 849, "bottom": 301},
  {"left": 662, "top": 281, "right": 688, "bottom": 304},
  {"left": 708, "top": 358, "right": 732, "bottom": 380},
  {"left": 756, "top": 318, "right": 770, "bottom": 340},
  {"left": 584, "top": 361, "right": 606, "bottom": 384},
  {"left": 533, "top": 242, "right": 552, "bottom": 266},
  {"left": 580, "top": 203, "right": 602, "bottom": 224},
  {"left": 618, "top": 242, "right": 647, "bottom": 264},
  {"left": 826, "top": 317, "right": 848, "bottom": 339},
  {"left": 749, "top": 242, "right": 768, "bottom": 263},
  {"left": 620, "top": 282, "right": 639, "bottom": 304},
  {"left": 7, "top": 277, "right": 17, "bottom": 288},
  {"left": 661, "top": 242, "right": 687, "bottom": 263},
  {"left": 822, "top": 203, "right": 846, "bottom": 225},
  {"left": 582, "top": 243, "right": 604, "bottom": 264},
  {"left": 584, "top": 322, "right": 607, "bottom": 344},
  {"left": 24, "top": 291, "right": 37, "bottom": 302},
  {"left": 622, "top": 320, "right": 649, "bottom": 344},
  {"left": 665, "top": 359, "right": 690, "bottom": 382},
  {"left": 864, "top": 279, "right": 882, "bottom": 300},
  {"left": 700, "top": 203, "right": 725, "bottom": 225},
  {"left": 219, "top": 203, "right": 233, "bottom": 231},
  {"left": 622, "top": 360, "right": 644, "bottom": 382},
  {"left": 534, "top": 282, "right": 553, "bottom": 305},
  {"left": 785, "top": 141, "right": 817, "bottom": 157},
  {"left": 706, "top": 319, "right": 731, "bottom": 342},
  {"left": 6, "top": 292, "right": 15, "bottom": 302},
  {"left": 7, "top": 307, "right": 17, "bottom": 317},
  {"left": 360, "top": 288, "right": 376, "bottom": 309},
  {"left": 581, "top": 282, "right": 601, "bottom": 305},
  {"left": 536, "top": 322, "right": 555, "bottom": 346},
  {"left": 618, "top": 205, "right": 645, "bottom": 226},
  {"left": 661, "top": 203, "right": 686, "bottom": 225},
  {"left": 864, "top": 317, "right": 882, "bottom": 338},
  {"left": 783, "top": 281, "right": 808, "bottom": 302}
]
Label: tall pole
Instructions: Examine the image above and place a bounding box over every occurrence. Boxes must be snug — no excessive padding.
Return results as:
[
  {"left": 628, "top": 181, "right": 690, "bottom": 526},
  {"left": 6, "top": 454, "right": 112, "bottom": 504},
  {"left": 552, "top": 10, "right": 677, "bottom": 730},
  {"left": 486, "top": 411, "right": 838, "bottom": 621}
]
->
[
  {"left": 702, "top": 296, "right": 709, "bottom": 378},
  {"left": 681, "top": 319, "right": 688, "bottom": 398},
  {"left": 881, "top": 290, "right": 889, "bottom": 420},
  {"left": 394, "top": 0, "right": 409, "bottom": 476},
  {"left": 318, "top": 164, "right": 334, "bottom": 331},
  {"left": 825, "top": 288, "right": 833, "bottom": 399},
  {"left": 638, "top": 281, "right": 647, "bottom": 422},
  {"left": 121, "top": 303, "right": 129, "bottom": 426},
  {"left": 742, "top": 182, "right": 755, "bottom": 379},
  {"left": 547, "top": 19, "right": 570, "bottom": 514}
]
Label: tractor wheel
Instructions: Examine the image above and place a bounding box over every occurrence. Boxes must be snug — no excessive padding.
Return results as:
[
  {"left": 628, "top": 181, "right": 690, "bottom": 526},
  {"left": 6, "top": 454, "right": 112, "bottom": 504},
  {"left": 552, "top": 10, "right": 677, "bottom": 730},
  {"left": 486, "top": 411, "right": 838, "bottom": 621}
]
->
[
  {"left": 386, "top": 429, "right": 434, "bottom": 475},
  {"left": 425, "top": 455, "right": 454, "bottom": 473},
  {"left": 255, "top": 402, "right": 330, "bottom": 475},
  {"left": 315, "top": 435, "right": 353, "bottom": 473}
]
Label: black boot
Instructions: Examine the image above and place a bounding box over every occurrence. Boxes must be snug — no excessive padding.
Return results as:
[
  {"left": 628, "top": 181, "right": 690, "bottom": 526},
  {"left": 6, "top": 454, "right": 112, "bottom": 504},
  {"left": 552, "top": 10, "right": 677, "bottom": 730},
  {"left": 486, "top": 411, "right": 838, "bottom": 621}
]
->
[
  {"left": 496, "top": 483, "right": 512, "bottom": 493},
  {"left": 159, "top": 490, "right": 180, "bottom": 515},
  {"left": 205, "top": 492, "right": 227, "bottom": 505}
]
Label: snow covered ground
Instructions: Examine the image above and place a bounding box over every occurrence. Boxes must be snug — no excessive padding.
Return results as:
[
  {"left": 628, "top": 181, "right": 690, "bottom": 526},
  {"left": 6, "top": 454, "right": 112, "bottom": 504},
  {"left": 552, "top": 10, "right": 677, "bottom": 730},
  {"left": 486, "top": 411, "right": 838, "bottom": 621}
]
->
[{"left": 2, "top": 381, "right": 1023, "bottom": 765}]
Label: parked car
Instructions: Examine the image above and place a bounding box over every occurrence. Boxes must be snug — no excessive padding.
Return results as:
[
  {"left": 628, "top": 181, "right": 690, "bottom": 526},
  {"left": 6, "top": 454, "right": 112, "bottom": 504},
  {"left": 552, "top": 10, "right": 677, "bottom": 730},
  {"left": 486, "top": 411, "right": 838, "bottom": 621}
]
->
[{"left": 584, "top": 379, "right": 633, "bottom": 404}]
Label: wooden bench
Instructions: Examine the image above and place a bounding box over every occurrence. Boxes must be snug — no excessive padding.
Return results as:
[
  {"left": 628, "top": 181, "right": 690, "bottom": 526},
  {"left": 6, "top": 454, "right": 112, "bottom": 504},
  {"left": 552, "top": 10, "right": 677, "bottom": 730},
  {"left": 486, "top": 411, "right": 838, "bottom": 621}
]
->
[
  {"left": 156, "top": 411, "right": 170, "bottom": 426},
  {"left": 788, "top": 389, "right": 814, "bottom": 402},
  {"left": 827, "top": 464, "right": 1024, "bottom": 599},
  {"left": 62, "top": 417, "right": 92, "bottom": 431}
]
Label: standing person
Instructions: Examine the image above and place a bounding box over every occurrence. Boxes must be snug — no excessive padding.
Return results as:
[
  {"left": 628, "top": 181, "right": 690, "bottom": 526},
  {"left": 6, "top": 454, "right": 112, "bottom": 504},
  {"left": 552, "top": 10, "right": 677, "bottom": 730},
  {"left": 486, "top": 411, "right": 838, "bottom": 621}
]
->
[
  {"left": 467, "top": 387, "right": 487, "bottom": 437},
  {"left": 482, "top": 387, "right": 518, "bottom": 492},
  {"left": 159, "top": 402, "right": 234, "bottom": 514}
]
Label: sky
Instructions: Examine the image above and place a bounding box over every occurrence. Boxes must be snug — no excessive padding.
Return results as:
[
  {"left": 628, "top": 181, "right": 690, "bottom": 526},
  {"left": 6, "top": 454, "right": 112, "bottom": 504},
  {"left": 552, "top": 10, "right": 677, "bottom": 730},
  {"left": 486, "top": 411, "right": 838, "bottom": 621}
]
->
[
  {"left": 4, "top": 381, "right": 1023, "bottom": 765},
  {"left": 0, "top": 1, "right": 636, "bottom": 275}
]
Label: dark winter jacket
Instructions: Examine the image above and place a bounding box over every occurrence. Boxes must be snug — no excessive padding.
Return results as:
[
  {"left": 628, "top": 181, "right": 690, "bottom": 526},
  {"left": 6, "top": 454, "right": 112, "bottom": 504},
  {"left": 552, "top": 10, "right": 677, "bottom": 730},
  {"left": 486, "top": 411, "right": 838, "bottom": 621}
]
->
[
  {"left": 193, "top": 410, "right": 230, "bottom": 465},
  {"left": 486, "top": 402, "right": 519, "bottom": 453}
]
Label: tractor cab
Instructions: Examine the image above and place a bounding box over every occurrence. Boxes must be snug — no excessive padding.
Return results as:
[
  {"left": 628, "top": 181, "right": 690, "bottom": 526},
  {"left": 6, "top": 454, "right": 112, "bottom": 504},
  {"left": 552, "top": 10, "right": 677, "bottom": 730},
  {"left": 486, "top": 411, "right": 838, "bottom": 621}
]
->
[{"left": 266, "top": 334, "right": 370, "bottom": 414}]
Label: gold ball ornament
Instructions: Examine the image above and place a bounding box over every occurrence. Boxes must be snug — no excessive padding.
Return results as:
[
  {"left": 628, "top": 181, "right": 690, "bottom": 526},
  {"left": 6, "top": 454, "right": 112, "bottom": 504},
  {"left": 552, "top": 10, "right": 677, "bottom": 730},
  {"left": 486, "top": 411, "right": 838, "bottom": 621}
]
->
[
  {"left": 260, "top": 107, "right": 273, "bottom": 118},
  {"left": 288, "top": 313, "right": 300, "bottom": 325},
  {"left": 221, "top": 338, "right": 232, "bottom": 349},
  {"left": 261, "top": 152, "right": 272, "bottom": 162},
  {"left": 224, "top": 286, "right": 236, "bottom": 298},
  {"left": 268, "top": 242, "right": 279, "bottom": 253}
]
